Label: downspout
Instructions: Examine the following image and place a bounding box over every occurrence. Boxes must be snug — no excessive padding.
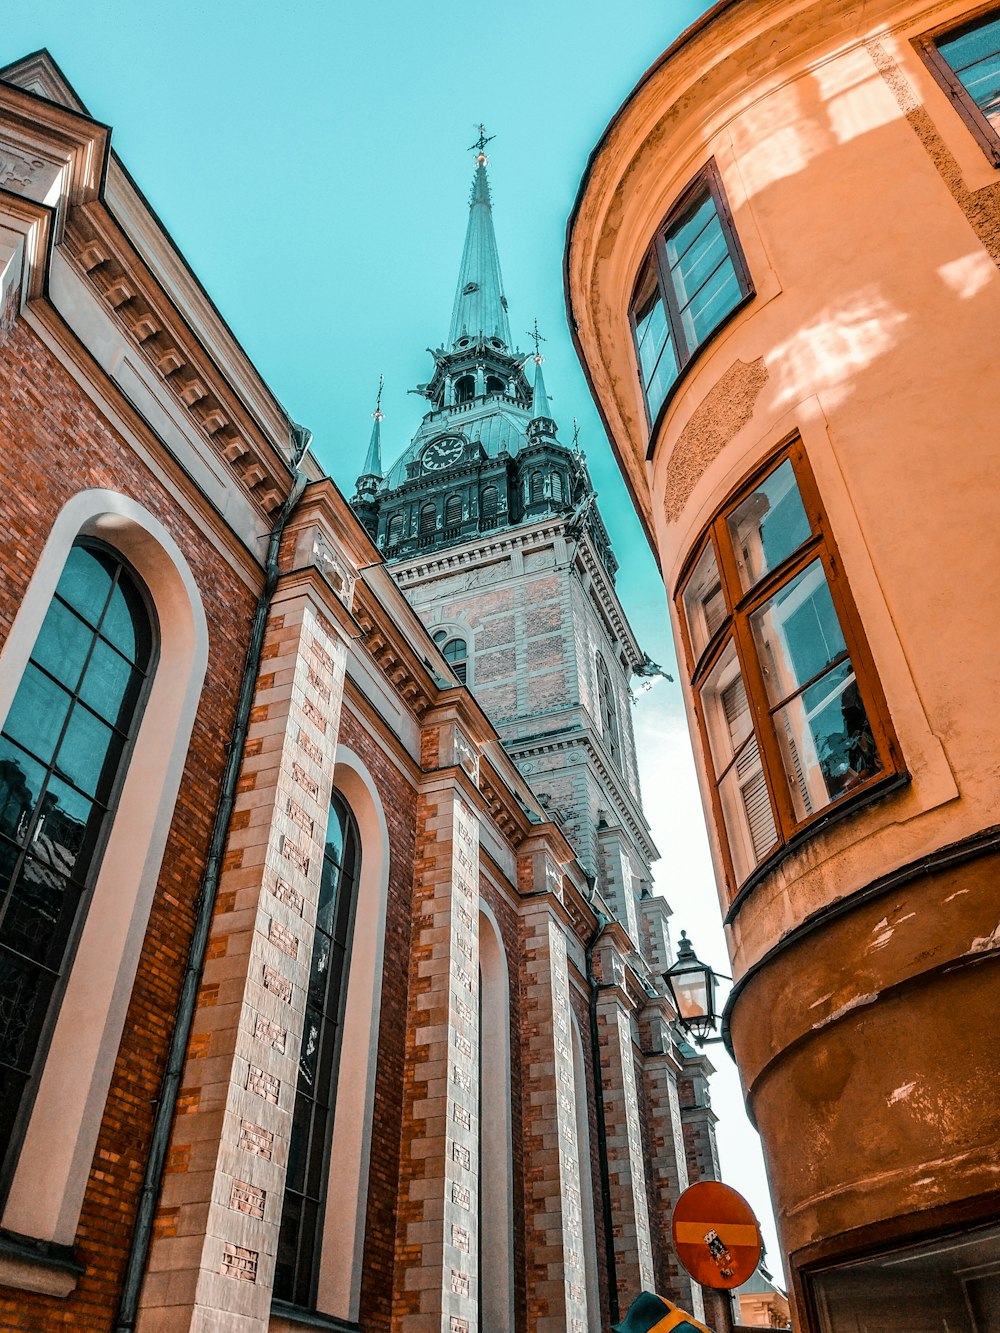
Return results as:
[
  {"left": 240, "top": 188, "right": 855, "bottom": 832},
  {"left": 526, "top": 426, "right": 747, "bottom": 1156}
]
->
[
  {"left": 113, "top": 422, "right": 312, "bottom": 1333},
  {"left": 585, "top": 896, "right": 620, "bottom": 1327}
]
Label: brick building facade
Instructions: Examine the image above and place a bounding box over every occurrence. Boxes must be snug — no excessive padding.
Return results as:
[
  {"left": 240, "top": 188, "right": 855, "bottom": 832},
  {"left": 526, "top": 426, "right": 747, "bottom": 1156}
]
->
[{"left": 0, "top": 53, "right": 718, "bottom": 1333}]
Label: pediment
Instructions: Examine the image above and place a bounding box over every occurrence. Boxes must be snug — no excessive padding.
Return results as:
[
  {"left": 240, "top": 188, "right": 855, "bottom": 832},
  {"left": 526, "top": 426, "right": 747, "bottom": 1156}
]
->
[{"left": 0, "top": 50, "right": 89, "bottom": 114}]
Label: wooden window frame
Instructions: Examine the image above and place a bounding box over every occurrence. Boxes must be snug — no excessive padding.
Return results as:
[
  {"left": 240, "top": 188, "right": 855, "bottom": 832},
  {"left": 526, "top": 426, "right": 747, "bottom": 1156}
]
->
[
  {"left": 674, "top": 439, "right": 903, "bottom": 906},
  {"left": 629, "top": 159, "right": 755, "bottom": 456},
  {"left": 916, "top": 3, "right": 1000, "bottom": 167}
]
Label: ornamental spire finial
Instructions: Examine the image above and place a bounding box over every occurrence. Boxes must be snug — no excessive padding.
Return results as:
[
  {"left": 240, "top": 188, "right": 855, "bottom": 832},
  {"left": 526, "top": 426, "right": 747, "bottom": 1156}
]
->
[
  {"left": 527, "top": 318, "right": 546, "bottom": 364},
  {"left": 468, "top": 122, "right": 496, "bottom": 165},
  {"left": 373, "top": 373, "right": 384, "bottom": 422}
]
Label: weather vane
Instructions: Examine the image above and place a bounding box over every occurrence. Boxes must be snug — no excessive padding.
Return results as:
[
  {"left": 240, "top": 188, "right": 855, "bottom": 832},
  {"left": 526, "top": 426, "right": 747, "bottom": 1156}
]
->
[
  {"left": 571, "top": 417, "right": 581, "bottom": 451},
  {"left": 527, "top": 318, "right": 546, "bottom": 364},
  {"left": 468, "top": 123, "right": 496, "bottom": 165},
  {"left": 373, "top": 373, "right": 384, "bottom": 422}
]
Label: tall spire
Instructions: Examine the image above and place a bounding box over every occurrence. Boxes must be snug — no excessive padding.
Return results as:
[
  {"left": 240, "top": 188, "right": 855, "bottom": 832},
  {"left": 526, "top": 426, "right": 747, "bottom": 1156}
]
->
[
  {"left": 531, "top": 359, "right": 553, "bottom": 422},
  {"left": 447, "top": 128, "right": 511, "bottom": 349}
]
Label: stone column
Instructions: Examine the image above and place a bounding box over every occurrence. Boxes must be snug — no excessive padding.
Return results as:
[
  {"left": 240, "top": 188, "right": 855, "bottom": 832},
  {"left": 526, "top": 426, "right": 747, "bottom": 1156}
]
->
[
  {"left": 394, "top": 726, "right": 481, "bottom": 1333},
  {"left": 137, "top": 581, "right": 348, "bottom": 1333},
  {"left": 520, "top": 843, "right": 590, "bottom": 1333},
  {"left": 594, "top": 936, "right": 655, "bottom": 1314}
]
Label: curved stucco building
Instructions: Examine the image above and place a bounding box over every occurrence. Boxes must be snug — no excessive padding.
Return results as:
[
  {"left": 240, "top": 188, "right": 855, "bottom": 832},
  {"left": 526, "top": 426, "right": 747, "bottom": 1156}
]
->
[{"left": 566, "top": 1, "right": 1000, "bottom": 1326}]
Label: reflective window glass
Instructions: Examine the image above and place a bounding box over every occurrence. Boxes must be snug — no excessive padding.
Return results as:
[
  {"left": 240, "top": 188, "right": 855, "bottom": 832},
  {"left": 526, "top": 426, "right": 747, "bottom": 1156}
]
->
[
  {"left": 0, "top": 542, "right": 154, "bottom": 1202},
  {"left": 727, "top": 459, "right": 812, "bottom": 592}
]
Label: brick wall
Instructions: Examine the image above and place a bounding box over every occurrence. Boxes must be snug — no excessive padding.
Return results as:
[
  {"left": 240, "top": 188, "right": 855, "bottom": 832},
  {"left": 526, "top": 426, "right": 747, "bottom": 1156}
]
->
[{"left": 0, "top": 319, "right": 257, "bottom": 1329}]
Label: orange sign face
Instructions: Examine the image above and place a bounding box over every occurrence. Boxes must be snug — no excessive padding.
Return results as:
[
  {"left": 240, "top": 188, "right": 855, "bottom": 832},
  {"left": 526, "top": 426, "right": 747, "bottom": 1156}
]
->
[{"left": 670, "top": 1181, "right": 762, "bottom": 1289}]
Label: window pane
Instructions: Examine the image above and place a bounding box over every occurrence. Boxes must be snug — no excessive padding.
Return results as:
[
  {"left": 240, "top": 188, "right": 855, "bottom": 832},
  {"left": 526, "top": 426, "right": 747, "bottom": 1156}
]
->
[
  {"left": 681, "top": 260, "right": 742, "bottom": 349},
  {"left": 0, "top": 860, "right": 80, "bottom": 970},
  {"left": 775, "top": 660, "right": 882, "bottom": 820},
  {"left": 645, "top": 341, "right": 679, "bottom": 421},
  {"left": 727, "top": 458, "right": 812, "bottom": 592},
  {"left": 31, "top": 600, "right": 92, "bottom": 692},
  {"left": 940, "top": 17, "right": 1000, "bottom": 128},
  {"left": 718, "top": 735, "right": 778, "bottom": 882},
  {"left": 54, "top": 704, "right": 121, "bottom": 801},
  {"left": 0, "top": 949, "right": 55, "bottom": 1073},
  {"left": 682, "top": 541, "right": 725, "bottom": 660},
  {"left": 0, "top": 742, "right": 46, "bottom": 846},
  {"left": 636, "top": 290, "right": 669, "bottom": 383},
  {"left": 100, "top": 577, "right": 150, "bottom": 666},
  {"left": 665, "top": 193, "right": 716, "bottom": 266},
  {"left": 33, "top": 776, "right": 99, "bottom": 881},
  {"left": 750, "top": 560, "right": 847, "bottom": 707},
  {"left": 317, "top": 858, "right": 341, "bottom": 937},
  {"left": 53, "top": 547, "right": 113, "bottom": 629},
  {"left": 79, "top": 638, "right": 142, "bottom": 730},
  {"left": 699, "top": 640, "right": 753, "bottom": 774},
  {"left": 442, "top": 638, "right": 467, "bottom": 663},
  {"left": 671, "top": 214, "right": 728, "bottom": 305},
  {"left": 3, "top": 665, "right": 72, "bottom": 765}
]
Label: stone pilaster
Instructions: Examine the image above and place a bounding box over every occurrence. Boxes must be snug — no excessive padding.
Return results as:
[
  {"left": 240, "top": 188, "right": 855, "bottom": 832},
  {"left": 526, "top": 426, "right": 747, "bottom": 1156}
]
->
[
  {"left": 594, "top": 939, "right": 655, "bottom": 1313},
  {"left": 394, "top": 758, "right": 481, "bottom": 1333},
  {"left": 520, "top": 855, "right": 589, "bottom": 1333},
  {"left": 597, "top": 828, "right": 640, "bottom": 947},
  {"left": 137, "top": 584, "right": 347, "bottom": 1333},
  {"left": 639, "top": 894, "right": 673, "bottom": 977},
  {"left": 637, "top": 1002, "right": 703, "bottom": 1318}
]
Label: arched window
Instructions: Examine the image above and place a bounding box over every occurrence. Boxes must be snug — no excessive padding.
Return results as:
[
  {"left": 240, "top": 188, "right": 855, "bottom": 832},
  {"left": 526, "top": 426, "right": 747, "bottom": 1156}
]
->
[
  {"left": 454, "top": 375, "right": 475, "bottom": 404},
  {"left": 596, "top": 654, "right": 619, "bottom": 765},
  {"left": 530, "top": 471, "right": 545, "bottom": 504},
  {"left": 0, "top": 541, "right": 156, "bottom": 1198},
  {"left": 485, "top": 375, "right": 506, "bottom": 396},
  {"left": 445, "top": 494, "right": 463, "bottom": 529},
  {"left": 479, "top": 486, "right": 499, "bottom": 530},
  {"left": 552, "top": 471, "right": 564, "bottom": 503},
  {"left": 434, "top": 629, "right": 469, "bottom": 685},
  {"left": 419, "top": 502, "right": 437, "bottom": 542},
  {"left": 275, "top": 792, "right": 360, "bottom": 1307},
  {"left": 386, "top": 512, "right": 404, "bottom": 547}
]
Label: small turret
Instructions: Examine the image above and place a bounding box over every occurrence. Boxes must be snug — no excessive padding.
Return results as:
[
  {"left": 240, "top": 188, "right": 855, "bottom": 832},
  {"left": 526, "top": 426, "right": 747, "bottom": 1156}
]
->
[
  {"left": 352, "top": 378, "right": 385, "bottom": 539},
  {"left": 526, "top": 325, "right": 557, "bottom": 442}
]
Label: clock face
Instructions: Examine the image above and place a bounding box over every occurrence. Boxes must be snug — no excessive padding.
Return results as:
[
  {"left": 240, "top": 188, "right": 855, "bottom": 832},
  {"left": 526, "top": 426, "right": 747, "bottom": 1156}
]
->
[{"left": 422, "top": 435, "right": 466, "bottom": 471}]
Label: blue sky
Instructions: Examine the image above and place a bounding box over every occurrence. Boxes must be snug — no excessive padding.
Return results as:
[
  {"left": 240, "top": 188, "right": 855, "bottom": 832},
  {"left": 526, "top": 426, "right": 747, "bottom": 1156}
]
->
[{"left": 4, "top": 0, "right": 784, "bottom": 1283}]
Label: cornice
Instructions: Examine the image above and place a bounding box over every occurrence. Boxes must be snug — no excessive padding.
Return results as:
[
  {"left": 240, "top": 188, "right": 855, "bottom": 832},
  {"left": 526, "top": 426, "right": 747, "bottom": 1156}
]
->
[
  {"left": 62, "top": 207, "right": 291, "bottom": 518},
  {"left": 505, "top": 724, "right": 658, "bottom": 864}
]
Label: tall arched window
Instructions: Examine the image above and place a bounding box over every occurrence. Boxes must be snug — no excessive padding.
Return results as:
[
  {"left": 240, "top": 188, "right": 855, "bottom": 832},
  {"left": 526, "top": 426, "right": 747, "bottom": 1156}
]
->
[
  {"left": 386, "top": 512, "right": 404, "bottom": 546},
  {"left": 485, "top": 375, "right": 506, "bottom": 396},
  {"left": 275, "top": 792, "right": 360, "bottom": 1308},
  {"left": 454, "top": 375, "right": 475, "bottom": 404},
  {"left": 445, "top": 494, "right": 463, "bottom": 529},
  {"left": 479, "top": 486, "right": 499, "bottom": 530},
  {"left": 0, "top": 541, "right": 156, "bottom": 1199},
  {"left": 530, "top": 471, "right": 545, "bottom": 504},
  {"left": 552, "top": 471, "right": 564, "bottom": 503},
  {"left": 596, "top": 654, "right": 619, "bottom": 765}
]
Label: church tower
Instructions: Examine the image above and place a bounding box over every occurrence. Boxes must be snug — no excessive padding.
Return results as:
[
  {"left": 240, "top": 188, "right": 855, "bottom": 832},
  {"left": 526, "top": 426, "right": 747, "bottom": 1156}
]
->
[{"left": 350, "top": 139, "right": 659, "bottom": 946}]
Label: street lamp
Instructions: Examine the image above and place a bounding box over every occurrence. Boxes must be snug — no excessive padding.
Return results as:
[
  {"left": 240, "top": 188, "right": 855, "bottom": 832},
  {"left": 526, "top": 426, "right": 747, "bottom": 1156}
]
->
[{"left": 664, "top": 931, "right": 729, "bottom": 1047}]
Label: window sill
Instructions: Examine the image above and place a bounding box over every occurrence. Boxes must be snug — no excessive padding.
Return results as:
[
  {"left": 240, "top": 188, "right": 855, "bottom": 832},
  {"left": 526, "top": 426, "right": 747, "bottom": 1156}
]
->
[
  {"left": 270, "top": 1300, "right": 361, "bottom": 1332},
  {"left": 723, "top": 769, "right": 912, "bottom": 924},
  {"left": 0, "top": 1229, "right": 84, "bottom": 1297}
]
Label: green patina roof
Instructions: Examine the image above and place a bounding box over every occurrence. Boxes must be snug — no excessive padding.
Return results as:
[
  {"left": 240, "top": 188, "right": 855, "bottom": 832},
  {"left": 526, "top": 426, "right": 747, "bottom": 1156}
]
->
[
  {"left": 447, "top": 161, "right": 511, "bottom": 349},
  {"left": 531, "top": 360, "right": 553, "bottom": 421}
]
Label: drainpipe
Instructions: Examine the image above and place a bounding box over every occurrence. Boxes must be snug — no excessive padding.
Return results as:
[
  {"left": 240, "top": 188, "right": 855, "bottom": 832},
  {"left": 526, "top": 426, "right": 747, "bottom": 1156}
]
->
[
  {"left": 113, "top": 423, "right": 312, "bottom": 1333},
  {"left": 585, "top": 890, "right": 620, "bottom": 1327}
]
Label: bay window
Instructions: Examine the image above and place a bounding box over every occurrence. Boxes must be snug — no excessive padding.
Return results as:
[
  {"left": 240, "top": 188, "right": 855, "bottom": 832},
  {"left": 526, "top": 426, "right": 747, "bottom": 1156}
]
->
[{"left": 677, "top": 443, "right": 900, "bottom": 898}]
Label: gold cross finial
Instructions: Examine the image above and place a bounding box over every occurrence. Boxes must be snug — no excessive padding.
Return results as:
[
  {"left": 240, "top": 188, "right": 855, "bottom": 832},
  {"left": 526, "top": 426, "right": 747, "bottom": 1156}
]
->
[
  {"left": 527, "top": 318, "right": 546, "bottom": 364},
  {"left": 468, "top": 123, "right": 496, "bottom": 165}
]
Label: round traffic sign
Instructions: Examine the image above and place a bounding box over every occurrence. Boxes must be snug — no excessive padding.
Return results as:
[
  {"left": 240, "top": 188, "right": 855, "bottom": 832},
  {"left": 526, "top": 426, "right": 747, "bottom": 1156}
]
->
[{"left": 670, "top": 1181, "right": 762, "bottom": 1289}]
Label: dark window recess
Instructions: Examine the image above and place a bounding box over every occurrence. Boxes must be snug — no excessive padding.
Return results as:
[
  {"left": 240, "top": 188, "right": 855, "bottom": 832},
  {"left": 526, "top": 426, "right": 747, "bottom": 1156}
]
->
[
  {"left": 676, "top": 441, "right": 901, "bottom": 898},
  {"left": 419, "top": 503, "right": 437, "bottom": 544},
  {"left": 445, "top": 495, "right": 463, "bottom": 528},
  {"left": 0, "top": 542, "right": 156, "bottom": 1201},
  {"left": 485, "top": 376, "right": 506, "bottom": 395},
  {"left": 273, "top": 793, "right": 360, "bottom": 1308},
  {"left": 480, "top": 486, "right": 499, "bottom": 530},
  {"left": 629, "top": 161, "right": 752, "bottom": 430},
  {"left": 455, "top": 375, "right": 476, "bottom": 404},
  {"left": 552, "top": 472, "right": 564, "bottom": 503},
  {"left": 386, "top": 513, "right": 404, "bottom": 546},
  {"left": 441, "top": 637, "right": 468, "bottom": 685},
  {"left": 919, "top": 10, "right": 1000, "bottom": 163},
  {"left": 596, "top": 654, "right": 620, "bottom": 765},
  {"left": 529, "top": 472, "right": 544, "bottom": 504}
]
